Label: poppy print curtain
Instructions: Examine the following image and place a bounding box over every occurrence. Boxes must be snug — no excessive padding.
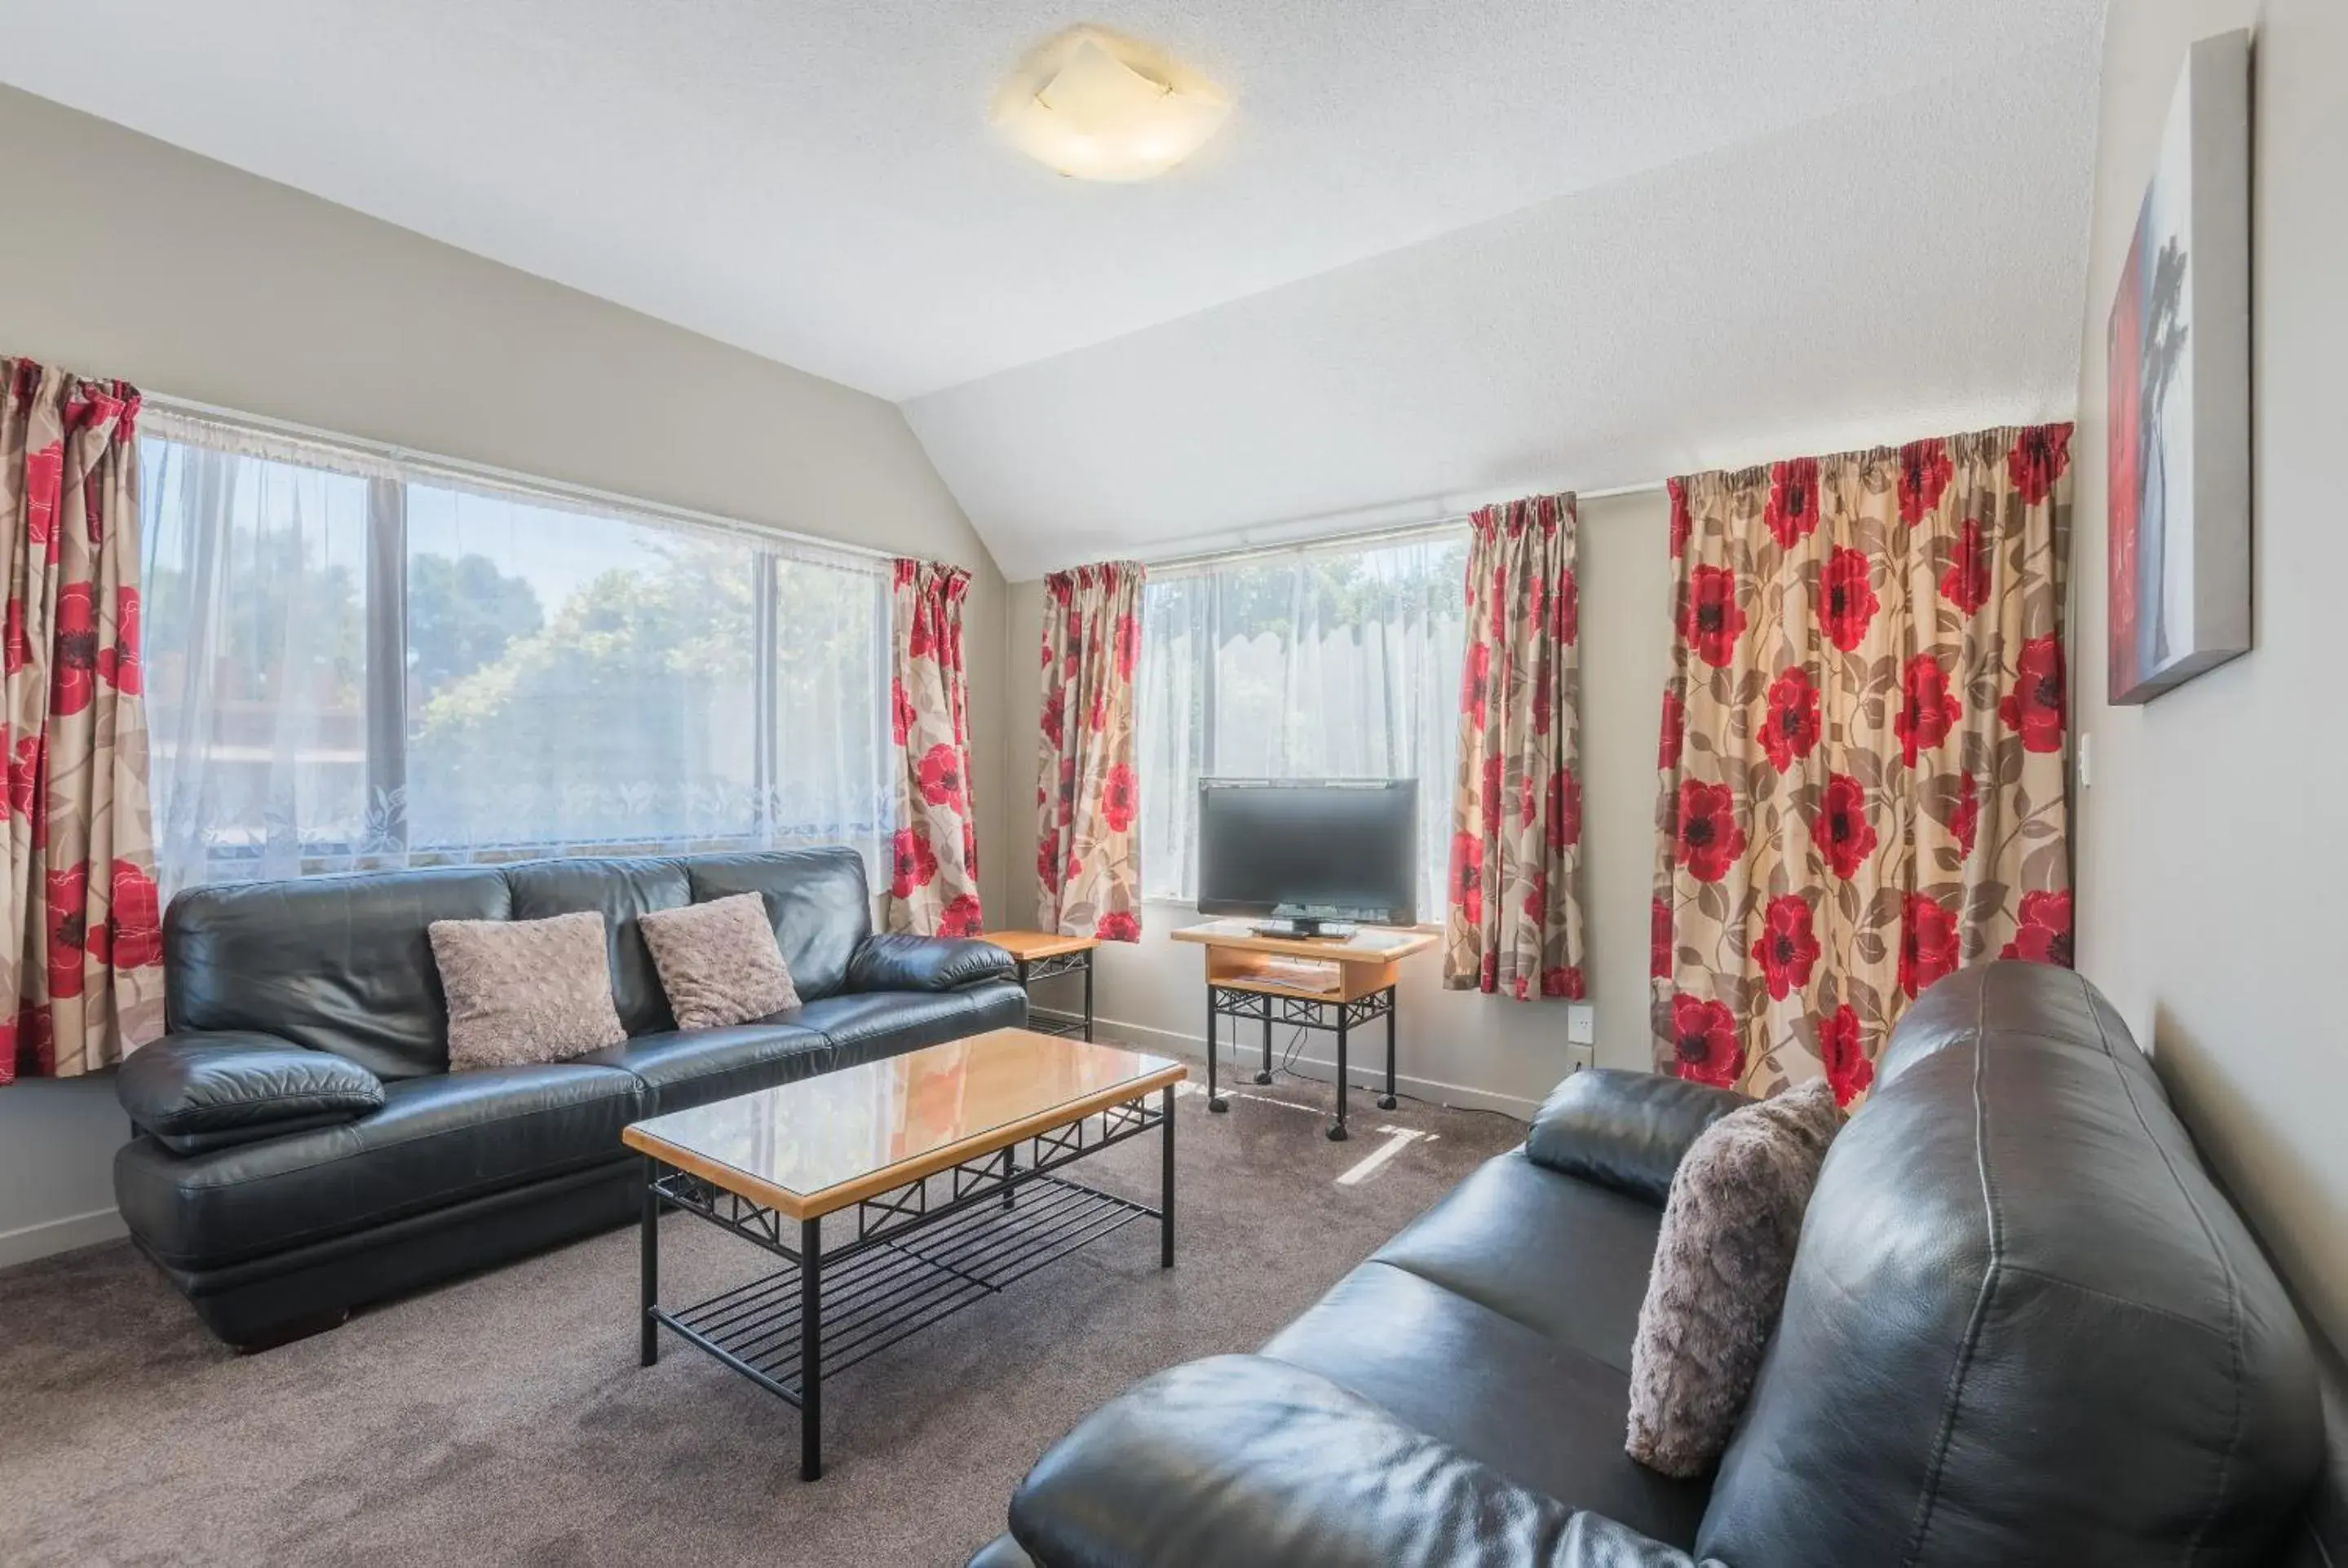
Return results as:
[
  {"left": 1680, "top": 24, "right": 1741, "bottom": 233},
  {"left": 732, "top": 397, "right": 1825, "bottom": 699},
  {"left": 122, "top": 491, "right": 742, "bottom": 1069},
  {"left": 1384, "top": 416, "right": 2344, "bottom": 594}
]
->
[
  {"left": 1035, "top": 562, "right": 1143, "bottom": 942},
  {"left": 0, "top": 360, "right": 166, "bottom": 1083},
  {"left": 884, "top": 559, "right": 983, "bottom": 936},
  {"left": 1652, "top": 426, "right": 2072, "bottom": 1105},
  {"left": 1444, "top": 493, "right": 1586, "bottom": 1000}
]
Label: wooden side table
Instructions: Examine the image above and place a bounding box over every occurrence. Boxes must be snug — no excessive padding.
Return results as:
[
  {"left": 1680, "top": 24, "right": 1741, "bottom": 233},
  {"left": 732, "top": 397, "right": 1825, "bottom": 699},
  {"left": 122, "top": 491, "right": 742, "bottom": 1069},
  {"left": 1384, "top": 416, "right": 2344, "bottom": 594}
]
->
[
  {"left": 983, "top": 930, "right": 1099, "bottom": 1040},
  {"left": 1169, "top": 921, "right": 1439, "bottom": 1142}
]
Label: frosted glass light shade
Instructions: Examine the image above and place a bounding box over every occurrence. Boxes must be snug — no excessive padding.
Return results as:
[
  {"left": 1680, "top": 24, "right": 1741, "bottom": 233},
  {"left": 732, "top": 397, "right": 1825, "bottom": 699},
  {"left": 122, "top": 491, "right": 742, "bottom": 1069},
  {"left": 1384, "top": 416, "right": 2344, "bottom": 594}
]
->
[{"left": 992, "top": 27, "right": 1230, "bottom": 182}]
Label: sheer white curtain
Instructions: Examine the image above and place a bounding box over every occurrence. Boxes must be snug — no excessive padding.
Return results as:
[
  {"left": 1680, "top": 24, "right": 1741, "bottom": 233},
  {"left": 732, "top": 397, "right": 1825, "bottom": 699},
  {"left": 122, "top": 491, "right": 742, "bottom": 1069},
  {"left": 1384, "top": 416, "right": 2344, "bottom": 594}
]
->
[
  {"left": 139, "top": 412, "right": 892, "bottom": 897},
  {"left": 1136, "top": 529, "right": 1469, "bottom": 915}
]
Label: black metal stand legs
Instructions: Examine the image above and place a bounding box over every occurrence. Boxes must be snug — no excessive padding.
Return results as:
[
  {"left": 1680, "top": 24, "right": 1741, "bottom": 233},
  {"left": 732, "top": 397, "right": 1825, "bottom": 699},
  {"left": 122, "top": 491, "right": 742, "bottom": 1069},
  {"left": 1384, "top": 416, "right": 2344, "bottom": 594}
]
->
[
  {"left": 798, "top": 1217, "right": 822, "bottom": 1481},
  {"left": 1329, "top": 1005, "right": 1350, "bottom": 1142},
  {"left": 1379, "top": 1005, "right": 1399, "bottom": 1111},
  {"left": 639, "top": 1159, "right": 661, "bottom": 1367},
  {"left": 1201, "top": 984, "right": 1400, "bottom": 1140},
  {"left": 1206, "top": 987, "right": 1229, "bottom": 1112},
  {"left": 1161, "top": 1084, "right": 1175, "bottom": 1268},
  {"left": 1016, "top": 951, "right": 1095, "bottom": 1040}
]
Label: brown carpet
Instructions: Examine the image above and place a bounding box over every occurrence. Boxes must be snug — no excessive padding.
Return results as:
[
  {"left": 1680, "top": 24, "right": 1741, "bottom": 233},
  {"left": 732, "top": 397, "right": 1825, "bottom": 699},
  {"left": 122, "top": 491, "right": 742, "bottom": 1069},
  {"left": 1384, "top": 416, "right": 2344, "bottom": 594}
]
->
[{"left": 0, "top": 1072, "right": 1523, "bottom": 1567}]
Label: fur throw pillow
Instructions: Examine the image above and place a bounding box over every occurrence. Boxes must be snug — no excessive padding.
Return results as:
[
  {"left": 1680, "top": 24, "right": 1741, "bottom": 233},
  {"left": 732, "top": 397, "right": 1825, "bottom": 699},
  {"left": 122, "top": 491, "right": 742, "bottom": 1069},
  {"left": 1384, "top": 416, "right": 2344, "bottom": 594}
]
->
[
  {"left": 638, "top": 892, "right": 800, "bottom": 1031},
  {"left": 1625, "top": 1078, "right": 1844, "bottom": 1477},
  {"left": 427, "top": 911, "right": 627, "bottom": 1071}
]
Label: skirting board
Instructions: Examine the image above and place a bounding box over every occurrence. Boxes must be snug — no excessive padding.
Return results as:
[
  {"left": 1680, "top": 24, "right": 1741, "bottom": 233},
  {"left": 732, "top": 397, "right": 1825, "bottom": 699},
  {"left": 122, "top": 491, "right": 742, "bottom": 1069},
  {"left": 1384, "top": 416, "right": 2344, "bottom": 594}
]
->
[
  {"left": 0, "top": 1205, "right": 126, "bottom": 1270},
  {"left": 1032, "top": 1008, "right": 1545, "bottom": 1121}
]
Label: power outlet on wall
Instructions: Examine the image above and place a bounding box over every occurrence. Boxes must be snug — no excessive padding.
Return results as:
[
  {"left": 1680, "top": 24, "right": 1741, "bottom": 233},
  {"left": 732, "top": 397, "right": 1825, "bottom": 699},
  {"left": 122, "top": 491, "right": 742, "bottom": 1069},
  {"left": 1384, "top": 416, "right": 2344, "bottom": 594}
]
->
[{"left": 1567, "top": 1004, "right": 1594, "bottom": 1045}]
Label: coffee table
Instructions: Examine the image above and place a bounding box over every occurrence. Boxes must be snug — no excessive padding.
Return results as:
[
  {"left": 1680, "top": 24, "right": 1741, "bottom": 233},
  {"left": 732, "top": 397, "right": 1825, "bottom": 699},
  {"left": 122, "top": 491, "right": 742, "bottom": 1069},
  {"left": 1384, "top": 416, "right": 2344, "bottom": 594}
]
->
[{"left": 621, "top": 1027, "right": 1185, "bottom": 1480}]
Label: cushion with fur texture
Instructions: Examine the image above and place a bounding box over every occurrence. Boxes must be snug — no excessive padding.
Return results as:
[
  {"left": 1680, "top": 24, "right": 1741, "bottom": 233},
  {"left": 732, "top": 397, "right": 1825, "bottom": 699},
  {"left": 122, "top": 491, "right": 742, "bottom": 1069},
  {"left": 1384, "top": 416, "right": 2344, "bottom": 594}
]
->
[
  {"left": 638, "top": 892, "right": 801, "bottom": 1031},
  {"left": 427, "top": 911, "right": 627, "bottom": 1071},
  {"left": 1625, "top": 1078, "right": 1843, "bottom": 1477}
]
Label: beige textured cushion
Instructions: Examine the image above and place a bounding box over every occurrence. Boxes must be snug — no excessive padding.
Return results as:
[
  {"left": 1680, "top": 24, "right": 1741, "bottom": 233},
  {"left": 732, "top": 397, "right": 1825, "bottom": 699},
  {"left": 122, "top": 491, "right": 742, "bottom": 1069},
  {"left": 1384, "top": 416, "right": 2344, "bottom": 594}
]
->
[
  {"left": 427, "top": 910, "right": 627, "bottom": 1071},
  {"left": 1625, "top": 1079, "right": 1843, "bottom": 1477},
  {"left": 638, "top": 893, "right": 800, "bottom": 1031}
]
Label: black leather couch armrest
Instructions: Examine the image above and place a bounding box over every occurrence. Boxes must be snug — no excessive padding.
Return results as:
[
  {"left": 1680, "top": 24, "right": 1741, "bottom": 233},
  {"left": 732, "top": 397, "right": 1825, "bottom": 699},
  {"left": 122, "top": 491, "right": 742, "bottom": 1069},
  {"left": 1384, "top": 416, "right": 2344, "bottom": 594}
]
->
[
  {"left": 1007, "top": 1355, "right": 1713, "bottom": 1568},
  {"left": 1523, "top": 1067, "right": 1750, "bottom": 1207},
  {"left": 847, "top": 933, "right": 1015, "bottom": 993},
  {"left": 117, "top": 1032, "right": 384, "bottom": 1155}
]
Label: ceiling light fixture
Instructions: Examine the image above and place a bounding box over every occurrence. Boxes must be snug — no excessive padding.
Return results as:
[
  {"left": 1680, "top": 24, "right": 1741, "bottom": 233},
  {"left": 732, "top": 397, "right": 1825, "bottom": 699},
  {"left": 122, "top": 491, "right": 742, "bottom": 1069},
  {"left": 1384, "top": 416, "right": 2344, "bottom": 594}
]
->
[{"left": 992, "top": 25, "right": 1230, "bottom": 183}]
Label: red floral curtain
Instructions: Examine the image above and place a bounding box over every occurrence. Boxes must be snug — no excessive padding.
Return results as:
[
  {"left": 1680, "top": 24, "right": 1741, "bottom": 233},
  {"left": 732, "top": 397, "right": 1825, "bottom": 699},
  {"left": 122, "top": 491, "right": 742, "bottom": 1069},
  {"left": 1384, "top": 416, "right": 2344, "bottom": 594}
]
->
[
  {"left": 0, "top": 360, "right": 166, "bottom": 1084},
  {"left": 1652, "top": 426, "right": 2073, "bottom": 1106},
  {"left": 884, "top": 560, "right": 982, "bottom": 936},
  {"left": 1035, "top": 562, "right": 1143, "bottom": 943},
  {"left": 1444, "top": 493, "right": 1585, "bottom": 1000}
]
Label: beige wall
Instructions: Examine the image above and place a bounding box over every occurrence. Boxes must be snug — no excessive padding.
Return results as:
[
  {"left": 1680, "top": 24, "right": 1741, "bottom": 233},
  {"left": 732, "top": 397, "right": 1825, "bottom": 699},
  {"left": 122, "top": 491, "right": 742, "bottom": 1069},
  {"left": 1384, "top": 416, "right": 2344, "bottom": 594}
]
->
[
  {"left": 1002, "top": 491, "right": 1674, "bottom": 1115},
  {"left": 2072, "top": 0, "right": 2348, "bottom": 1347},
  {"left": 0, "top": 83, "right": 1011, "bottom": 1264}
]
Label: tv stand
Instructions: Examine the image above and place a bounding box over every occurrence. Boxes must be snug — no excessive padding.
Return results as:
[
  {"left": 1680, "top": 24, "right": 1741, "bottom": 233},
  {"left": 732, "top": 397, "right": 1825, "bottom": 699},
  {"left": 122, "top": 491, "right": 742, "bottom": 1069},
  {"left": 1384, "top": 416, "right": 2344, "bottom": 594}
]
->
[
  {"left": 1247, "top": 917, "right": 1359, "bottom": 941},
  {"left": 1170, "top": 921, "right": 1439, "bottom": 1141}
]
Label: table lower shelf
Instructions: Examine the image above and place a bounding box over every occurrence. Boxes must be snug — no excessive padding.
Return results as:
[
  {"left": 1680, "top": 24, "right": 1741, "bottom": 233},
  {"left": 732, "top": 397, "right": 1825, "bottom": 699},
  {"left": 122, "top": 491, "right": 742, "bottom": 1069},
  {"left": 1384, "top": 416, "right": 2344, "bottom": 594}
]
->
[{"left": 652, "top": 1174, "right": 1153, "bottom": 1405}]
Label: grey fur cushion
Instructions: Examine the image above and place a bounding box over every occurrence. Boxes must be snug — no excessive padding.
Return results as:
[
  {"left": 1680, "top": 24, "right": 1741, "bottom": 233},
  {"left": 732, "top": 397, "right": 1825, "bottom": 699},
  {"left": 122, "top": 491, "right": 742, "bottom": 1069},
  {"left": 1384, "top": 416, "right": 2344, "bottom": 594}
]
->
[
  {"left": 1625, "top": 1078, "right": 1844, "bottom": 1477},
  {"left": 638, "top": 892, "right": 800, "bottom": 1031},
  {"left": 427, "top": 911, "right": 627, "bottom": 1071}
]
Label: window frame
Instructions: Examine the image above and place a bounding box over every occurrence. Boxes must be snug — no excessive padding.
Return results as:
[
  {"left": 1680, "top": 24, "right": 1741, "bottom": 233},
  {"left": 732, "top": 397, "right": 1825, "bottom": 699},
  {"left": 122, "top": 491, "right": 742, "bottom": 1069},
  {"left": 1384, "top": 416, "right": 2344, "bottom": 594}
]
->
[
  {"left": 139, "top": 404, "right": 895, "bottom": 880},
  {"left": 1135, "top": 524, "right": 1470, "bottom": 917}
]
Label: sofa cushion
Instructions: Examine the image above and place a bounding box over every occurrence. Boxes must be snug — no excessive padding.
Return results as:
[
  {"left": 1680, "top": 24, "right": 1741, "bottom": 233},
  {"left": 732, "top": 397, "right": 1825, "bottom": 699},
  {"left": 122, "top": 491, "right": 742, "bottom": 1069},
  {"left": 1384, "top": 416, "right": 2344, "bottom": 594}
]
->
[
  {"left": 639, "top": 892, "right": 801, "bottom": 1029},
  {"left": 789, "top": 979, "right": 1027, "bottom": 1067},
  {"left": 685, "top": 847, "right": 871, "bottom": 1002},
  {"left": 504, "top": 856, "right": 691, "bottom": 1036},
  {"left": 428, "top": 911, "right": 630, "bottom": 1071},
  {"left": 1260, "top": 1259, "right": 1711, "bottom": 1549},
  {"left": 1627, "top": 1080, "right": 1842, "bottom": 1477},
  {"left": 1373, "top": 1149, "right": 1662, "bottom": 1375},
  {"left": 579, "top": 1021, "right": 834, "bottom": 1115},
  {"left": 164, "top": 866, "right": 511, "bottom": 1079},
  {"left": 114, "top": 1062, "right": 643, "bottom": 1268}
]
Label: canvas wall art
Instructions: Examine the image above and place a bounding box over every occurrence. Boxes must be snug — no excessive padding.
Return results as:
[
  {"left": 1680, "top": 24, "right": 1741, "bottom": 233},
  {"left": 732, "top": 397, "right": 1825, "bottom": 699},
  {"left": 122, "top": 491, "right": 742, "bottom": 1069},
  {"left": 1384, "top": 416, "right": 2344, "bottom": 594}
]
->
[{"left": 2107, "top": 29, "right": 2252, "bottom": 705}]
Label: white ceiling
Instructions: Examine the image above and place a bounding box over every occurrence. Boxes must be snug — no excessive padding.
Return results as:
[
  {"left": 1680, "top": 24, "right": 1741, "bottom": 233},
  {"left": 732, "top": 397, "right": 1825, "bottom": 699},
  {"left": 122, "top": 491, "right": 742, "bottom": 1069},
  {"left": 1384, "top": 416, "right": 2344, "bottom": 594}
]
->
[{"left": 0, "top": 0, "right": 2107, "bottom": 578}]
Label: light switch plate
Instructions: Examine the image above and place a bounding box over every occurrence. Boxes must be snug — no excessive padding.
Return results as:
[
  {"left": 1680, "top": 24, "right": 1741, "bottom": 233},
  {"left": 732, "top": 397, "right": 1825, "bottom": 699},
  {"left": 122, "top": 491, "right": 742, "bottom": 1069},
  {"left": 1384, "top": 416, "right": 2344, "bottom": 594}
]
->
[{"left": 1567, "top": 1004, "right": 1595, "bottom": 1045}]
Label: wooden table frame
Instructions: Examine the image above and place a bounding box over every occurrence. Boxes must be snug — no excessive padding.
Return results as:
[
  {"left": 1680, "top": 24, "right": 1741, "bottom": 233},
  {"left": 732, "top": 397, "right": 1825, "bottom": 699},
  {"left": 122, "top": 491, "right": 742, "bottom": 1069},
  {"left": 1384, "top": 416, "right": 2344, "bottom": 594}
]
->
[
  {"left": 1170, "top": 923, "right": 1439, "bottom": 1142},
  {"left": 624, "top": 1049, "right": 1183, "bottom": 1482}
]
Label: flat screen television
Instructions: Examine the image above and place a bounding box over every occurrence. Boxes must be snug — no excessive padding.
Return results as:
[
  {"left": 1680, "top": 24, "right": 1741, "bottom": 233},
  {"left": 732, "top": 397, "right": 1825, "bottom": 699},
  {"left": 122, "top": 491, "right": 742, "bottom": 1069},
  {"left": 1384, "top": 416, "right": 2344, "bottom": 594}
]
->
[{"left": 1196, "top": 778, "right": 1417, "bottom": 936}]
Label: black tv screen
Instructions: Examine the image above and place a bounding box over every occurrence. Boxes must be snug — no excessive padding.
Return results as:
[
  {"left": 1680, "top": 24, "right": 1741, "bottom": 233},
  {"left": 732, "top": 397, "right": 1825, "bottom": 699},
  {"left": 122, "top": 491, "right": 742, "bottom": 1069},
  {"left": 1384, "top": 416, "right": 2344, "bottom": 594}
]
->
[{"left": 1196, "top": 779, "right": 1417, "bottom": 926}]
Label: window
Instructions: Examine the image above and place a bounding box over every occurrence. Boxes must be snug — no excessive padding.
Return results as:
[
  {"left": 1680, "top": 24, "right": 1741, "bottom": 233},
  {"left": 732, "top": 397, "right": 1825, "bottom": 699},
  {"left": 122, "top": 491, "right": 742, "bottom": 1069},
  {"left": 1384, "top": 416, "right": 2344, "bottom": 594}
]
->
[
  {"left": 1136, "top": 529, "right": 1470, "bottom": 916},
  {"left": 139, "top": 413, "right": 891, "bottom": 894}
]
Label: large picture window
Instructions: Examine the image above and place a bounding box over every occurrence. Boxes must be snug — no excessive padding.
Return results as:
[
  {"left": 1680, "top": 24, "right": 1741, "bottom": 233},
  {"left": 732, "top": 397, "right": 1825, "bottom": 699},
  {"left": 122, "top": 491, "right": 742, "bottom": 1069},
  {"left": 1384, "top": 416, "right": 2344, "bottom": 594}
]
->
[
  {"left": 1135, "top": 529, "right": 1469, "bottom": 916},
  {"left": 139, "top": 412, "right": 891, "bottom": 894}
]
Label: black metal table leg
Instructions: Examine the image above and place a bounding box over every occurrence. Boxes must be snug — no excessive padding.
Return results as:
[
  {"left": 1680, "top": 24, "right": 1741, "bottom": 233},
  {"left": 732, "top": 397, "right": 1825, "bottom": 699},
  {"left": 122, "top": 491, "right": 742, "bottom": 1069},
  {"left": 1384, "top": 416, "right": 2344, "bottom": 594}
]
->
[
  {"left": 799, "top": 1217, "right": 823, "bottom": 1481},
  {"left": 1081, "top": 952, "right": 1094, "bottom": 1041},
  {"left": 1161, "top": 1084, "right": 1175, "bottom": 1267},
  {"left": 1254, "top": 1003, "right": 1272, "bottom": 1084},
  {"left": 1328, "top": 1004, "right": 1351, "bottom": 1141},
  {"left": 1378, "top": 988, "right": 1400, "bottom": 1110},
  {"left": 1206, "top": 987, "right": 1227, "bottom": 1111},
  {"left": 639, "top": 1158, "right": 661, "bottom": 1367}
]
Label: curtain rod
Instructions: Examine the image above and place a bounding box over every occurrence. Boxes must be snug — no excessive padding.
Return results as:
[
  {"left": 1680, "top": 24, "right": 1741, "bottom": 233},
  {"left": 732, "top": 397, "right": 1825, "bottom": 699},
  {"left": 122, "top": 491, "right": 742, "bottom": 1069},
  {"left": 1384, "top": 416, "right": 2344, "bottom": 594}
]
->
[
  {"left": 142, "top": 391, "right": 901, "bottom": 567},
  {"left": 1131, "top": 476, "right": 1669, "bottom": 575}
]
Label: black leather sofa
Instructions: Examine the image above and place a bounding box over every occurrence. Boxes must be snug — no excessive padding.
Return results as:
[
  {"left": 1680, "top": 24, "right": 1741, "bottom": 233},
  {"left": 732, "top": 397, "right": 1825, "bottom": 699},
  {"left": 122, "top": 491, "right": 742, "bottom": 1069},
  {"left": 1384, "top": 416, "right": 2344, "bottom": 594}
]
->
[
  {"left": 113, "top": 847, "right": 1024, "bottom": 1350},
  {"left": 975, "top": 961, "right": 2348, "bottom": 1567}
]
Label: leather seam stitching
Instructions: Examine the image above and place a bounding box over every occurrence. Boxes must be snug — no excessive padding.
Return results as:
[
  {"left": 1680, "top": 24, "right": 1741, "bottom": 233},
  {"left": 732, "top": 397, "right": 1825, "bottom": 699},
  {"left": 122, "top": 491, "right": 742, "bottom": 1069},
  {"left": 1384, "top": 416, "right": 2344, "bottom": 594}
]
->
[
  {"left": 2083, "top": 972, "right": 2244, "bottom": 1566},
  {"left": 1992, "top": 1264, "right": 2235, "bottom": 1340},
  {"left": 147, "top": 1087, "right": 380, "bottom": 1131},
  {"left": 1902, "top": 977, "right": 1999, "bottom": 1567},
  {"left": 1369, "top": 1254, "right": 1625, "bottom": 1365}
]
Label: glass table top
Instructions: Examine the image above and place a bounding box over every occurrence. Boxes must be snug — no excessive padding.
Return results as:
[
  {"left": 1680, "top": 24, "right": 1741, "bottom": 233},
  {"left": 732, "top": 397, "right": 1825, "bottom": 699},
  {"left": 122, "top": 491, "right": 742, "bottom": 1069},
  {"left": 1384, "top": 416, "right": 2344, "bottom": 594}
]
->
[{"left": 621, "top": 1027, "right": 1183, "bottom": 1212}]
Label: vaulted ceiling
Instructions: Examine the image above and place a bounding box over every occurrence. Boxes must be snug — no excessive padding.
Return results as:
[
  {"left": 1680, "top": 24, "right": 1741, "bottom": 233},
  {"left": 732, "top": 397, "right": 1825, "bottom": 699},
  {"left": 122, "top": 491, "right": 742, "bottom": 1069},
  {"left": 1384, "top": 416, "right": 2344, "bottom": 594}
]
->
[{"left": 0, "top": 0, "right": 2107, "bottom": 579}]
